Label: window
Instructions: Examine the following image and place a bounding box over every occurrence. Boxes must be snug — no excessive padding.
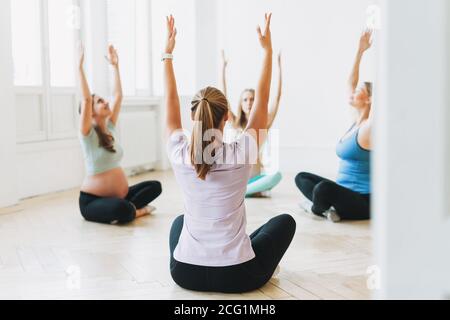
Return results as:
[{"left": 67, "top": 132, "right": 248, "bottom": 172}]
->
[
  {"left": 151, "top": 0, "right": 196, "bottom": 96},
  {"left": 10, "top": 0, "right": 43, "bottom": 87},
  {"left": 106, "top": 0, "right": 151, "bottom": 97},
  {"left": 48, "top": 0, "right": 77, "bottom": 87},
  {"left": 10, "top": 0, "right": 80, "bottom": 143},
  {"left": 106, "top": 0, "right": 197, "bottom": 97}
]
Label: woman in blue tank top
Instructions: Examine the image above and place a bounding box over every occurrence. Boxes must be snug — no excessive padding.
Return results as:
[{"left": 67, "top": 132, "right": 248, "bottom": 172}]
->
[{"left": 295, "top": 29, "right": 373, "bottom": 222}]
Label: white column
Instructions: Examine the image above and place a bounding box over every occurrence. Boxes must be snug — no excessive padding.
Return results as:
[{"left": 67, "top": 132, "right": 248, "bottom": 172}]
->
[
  {"left": 0, "top": 0, "right": 18, "bottom": 208},
  {"left": 374, "top": 0, "right": 450, "bottom": 299},
  {"left": 195, "top": 0, "right": 218, "bottom": 90}
]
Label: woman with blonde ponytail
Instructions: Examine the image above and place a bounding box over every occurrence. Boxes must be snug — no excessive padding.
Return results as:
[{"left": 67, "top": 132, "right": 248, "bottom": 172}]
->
[
  {"left": 221, "top": 51, "right": 283, "bottom": 197},
  {"left": 164, "top": 14, "right": 296, "bottom": 293},
  {"left": 190, "top": 88, "right": 229, "bottom": 180}
]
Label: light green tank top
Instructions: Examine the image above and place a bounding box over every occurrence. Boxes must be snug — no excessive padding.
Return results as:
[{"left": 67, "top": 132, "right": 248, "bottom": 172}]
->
[{"left": 79, "top": 121, "right": 124, "bottom": 176}]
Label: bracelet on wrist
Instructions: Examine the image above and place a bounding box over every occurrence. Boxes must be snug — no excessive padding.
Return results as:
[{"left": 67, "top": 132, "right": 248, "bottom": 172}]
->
[{"left": 162, "top": 53, "right": 174, "bottom": 61}]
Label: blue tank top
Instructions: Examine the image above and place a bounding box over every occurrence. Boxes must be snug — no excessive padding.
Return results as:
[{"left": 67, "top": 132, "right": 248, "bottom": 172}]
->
[{"left": 336, "top": 125, "right": 371, "bottom": 194}]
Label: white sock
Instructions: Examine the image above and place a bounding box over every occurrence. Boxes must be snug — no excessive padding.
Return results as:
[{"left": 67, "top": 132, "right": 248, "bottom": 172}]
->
[
  {"left": 323, "top": 207, "right": 341, "bottom": 223},
  {"left": 272, "top": 265, "right": 281, "bottom": 278},
  {"left": 144, "top": 205, "right": 156, "bottom": 215},
  {"left": 298, "top": 199, "right": 313, "bottom": 214}
]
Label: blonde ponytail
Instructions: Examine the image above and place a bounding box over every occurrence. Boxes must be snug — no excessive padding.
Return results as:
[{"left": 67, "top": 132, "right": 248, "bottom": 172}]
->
[{"left": 190, "top": 87, "right": 229, "bottom": 180}]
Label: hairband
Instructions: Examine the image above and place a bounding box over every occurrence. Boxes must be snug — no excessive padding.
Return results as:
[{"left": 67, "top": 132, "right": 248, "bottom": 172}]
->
[{"left": 191, "top": 98, "right": 209, "bottom": 111}]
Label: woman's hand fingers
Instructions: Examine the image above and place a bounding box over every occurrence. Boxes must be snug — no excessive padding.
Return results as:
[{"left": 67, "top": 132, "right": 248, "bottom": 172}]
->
[
  {"left": 258, "top": 13, "right": 272, "bottom": 38},
  {"left": 166, "top": 15, "right": 176, "bottom": 37},
  {"left": 78, "top": 42, "right": 85, "bottom": 66},
  {"left": 172, "top": 27, "right": 177, "bottom": 40},
  {"left": 265, "top": 13, "right": 272, "bottom": 34},
  {"left": 257, "top": 25, "right": 262, "bottom": 39},
  {"left": 165, "top": 15, "right": 176, "bottom": 54},
  {"left": 257, "top": 13, "right": 272, "bottom": 51}
]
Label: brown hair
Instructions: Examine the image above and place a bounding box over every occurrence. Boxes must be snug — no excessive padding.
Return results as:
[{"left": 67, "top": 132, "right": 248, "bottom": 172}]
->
[
  {"left": 190, "top": 87, "right": 229, "bottom": 180},
  {"left": 364, "top": 82, "right": 373, "bottom": 98},
  {"left": 234, "top": 88, "right": 255, "bottom": 130},
  {"left": 78, "top": 94, "right": 116, "bottom": 153}
]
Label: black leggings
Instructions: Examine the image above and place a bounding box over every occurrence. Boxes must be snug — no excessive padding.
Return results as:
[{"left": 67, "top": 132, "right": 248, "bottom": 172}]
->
[
  {"left": 79, "top": 181, "right": 162, "bottom": 224},
  {"left": 169, "top": 214, "right": 296, "bottom": 293},
  {"left": 295, "top": 172, "right": 370, "bottom": 220}
]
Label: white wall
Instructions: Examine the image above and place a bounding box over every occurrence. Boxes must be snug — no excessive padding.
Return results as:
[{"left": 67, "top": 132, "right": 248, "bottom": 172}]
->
[
  {"left": 0, "top": 0, "right": 18, "bottom": 207},
  {"left": 216, "top": 0, "right": 377, "bottom": 176},
  {"left": 3, "top": 0, "right": 162, "bottom": 201},
  {"left": 2, "top": 0, "right": 379, "bottom": 201},
  {"left": 374, "top": 0, "right": 450, "bottom": 299}
]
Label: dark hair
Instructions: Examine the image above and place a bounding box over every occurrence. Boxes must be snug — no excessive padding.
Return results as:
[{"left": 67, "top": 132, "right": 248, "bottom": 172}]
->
[
  {"left": 78, "top": 94, "right": 116, "bottom": 153},
  {"left": 364, "top": 82, "right": 373, "bottom": 98}
]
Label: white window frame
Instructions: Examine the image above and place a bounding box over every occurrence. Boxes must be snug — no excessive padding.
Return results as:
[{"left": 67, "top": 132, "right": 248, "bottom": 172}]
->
[
  {"left": 14, "top": 0, "right": 81, "bottom": 144},
  {"left": 105, "top": 0, "right": 154, "bottom": 99}
]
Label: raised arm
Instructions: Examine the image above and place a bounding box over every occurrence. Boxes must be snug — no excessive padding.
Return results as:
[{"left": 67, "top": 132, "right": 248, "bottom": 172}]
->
[
  {"left": 348, "top": 29, "right": 372, "bottom": 95},
  {"left": 221, "top": 50, "right": 237, "bottom": 123},
  {"left": 78, "top": 45, "right": 93, "bottom": 136},
  {"left": 107, "top": 45, "right": 123, "bottom": 125},
  {"left": 220, "top": 50, "right": 229, "bottom": 98},
  {"left": 267, "top": 52, "right": 283, "bottom": 130},
  {"left": 163, "top": 15, "right": 182, "bottom": 137},
  {"left": 245, "top": 13, "right": 273, "bottom": 147}
]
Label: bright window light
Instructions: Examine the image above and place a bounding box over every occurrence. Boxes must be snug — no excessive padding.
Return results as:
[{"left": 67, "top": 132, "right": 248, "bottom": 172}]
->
[
  {"left": 48, "top": 0, "right": 77, "bottom": 87},
  {"left": 10, "top": 0, "right": 43, "bottom": 86}
]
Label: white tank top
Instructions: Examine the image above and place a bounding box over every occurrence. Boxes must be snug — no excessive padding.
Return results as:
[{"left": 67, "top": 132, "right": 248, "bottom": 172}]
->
[{"left": 167, "top": 130, "right": 258, "bottom": 267}]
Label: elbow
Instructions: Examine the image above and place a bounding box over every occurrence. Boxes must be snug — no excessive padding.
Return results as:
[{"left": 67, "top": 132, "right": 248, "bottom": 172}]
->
[{"left": 83, "top": 97, "right": 93, "bottom": 106}]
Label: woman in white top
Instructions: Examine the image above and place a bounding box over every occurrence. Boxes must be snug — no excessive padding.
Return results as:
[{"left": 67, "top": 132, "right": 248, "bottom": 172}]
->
[{"left": 164, "top": 14, "right": 296, "bottom": 293}]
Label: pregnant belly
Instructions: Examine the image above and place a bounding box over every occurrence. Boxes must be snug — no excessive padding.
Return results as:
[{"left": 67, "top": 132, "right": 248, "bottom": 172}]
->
[{"left": 81, "top": 167, "right": 129, "bottom": 198}]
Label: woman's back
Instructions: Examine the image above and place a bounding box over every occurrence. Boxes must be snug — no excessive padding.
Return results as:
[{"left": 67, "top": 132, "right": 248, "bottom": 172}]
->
[{"left": 167, "top": 131, "right": 257, "bottom": 267}]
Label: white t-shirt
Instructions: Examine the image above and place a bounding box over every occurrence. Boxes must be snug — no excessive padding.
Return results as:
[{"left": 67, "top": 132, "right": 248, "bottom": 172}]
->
[{"left": 167, "top": 130, "right": 258, "bottom": 267}]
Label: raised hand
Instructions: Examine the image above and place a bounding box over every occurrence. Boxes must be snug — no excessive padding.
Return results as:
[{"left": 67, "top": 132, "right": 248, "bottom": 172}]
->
[
  {"left": 165, "top": 15, "right": 177, "bottom": 54},
  {"left": 359, "top": 29, "right": 373, "bottom": 52},
  {"left": 106, "top": 45, "right": 119, "bottom": 66},
  {"left": 257, "top": 13, "right": 272, "bottom": 52},
  {"left": 78, "top": 42, "right": 85, "bottom": 70},
  {"left": 221, "top": 49, "right": 228, "bottom": 69}
]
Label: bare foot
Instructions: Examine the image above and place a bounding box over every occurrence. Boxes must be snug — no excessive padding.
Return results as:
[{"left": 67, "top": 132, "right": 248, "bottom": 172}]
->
[
  {"left": 246, "top": 192, "right": 267, "bottom": 198},
  {"left": 135, "top": 206, "right": 156, "bottom": 218}
]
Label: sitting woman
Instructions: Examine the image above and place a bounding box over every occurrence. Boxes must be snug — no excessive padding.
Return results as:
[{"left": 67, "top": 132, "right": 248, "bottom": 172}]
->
[
  {"left": 295, "top": 29, "right": 374, "bottom": 222},
  {"left": 77, "top": 44, "right": 162, "bottom": 225},
  {"left": 164, "top": 14, "right": 296, "bottom": 293},
  {"left": 221, "top": 50, "right": 283, "bottom": 197}
]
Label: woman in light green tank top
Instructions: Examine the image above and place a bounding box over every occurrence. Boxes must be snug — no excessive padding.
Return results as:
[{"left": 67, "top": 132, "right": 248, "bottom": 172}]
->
[{"left": 77, "top": 44, "right": 162, "bottom": 225}]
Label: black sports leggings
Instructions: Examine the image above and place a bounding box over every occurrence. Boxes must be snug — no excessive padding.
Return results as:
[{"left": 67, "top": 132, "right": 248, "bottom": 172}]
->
[
  {"left": 295, "top": 172, "right": 370, "bottom": 220},
  {"left": 169, "top": 214, "right": 296, "bottom": 293},
  {"left": 79, "top": 181, "right": 162, "bottom": 224}
]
